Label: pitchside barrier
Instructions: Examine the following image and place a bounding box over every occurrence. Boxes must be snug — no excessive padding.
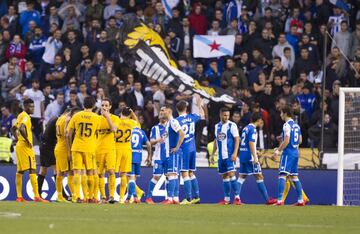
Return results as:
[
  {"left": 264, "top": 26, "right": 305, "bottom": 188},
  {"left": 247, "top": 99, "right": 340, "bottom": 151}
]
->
[{"left": 0, "top": 165, "right": 336, "bottom": 204}]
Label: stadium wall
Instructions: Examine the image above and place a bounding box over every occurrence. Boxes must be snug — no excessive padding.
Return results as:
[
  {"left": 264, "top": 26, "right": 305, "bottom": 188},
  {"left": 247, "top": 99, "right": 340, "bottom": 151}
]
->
[{"left": 0, "top": 165, "right": 336, "bottom": 205}]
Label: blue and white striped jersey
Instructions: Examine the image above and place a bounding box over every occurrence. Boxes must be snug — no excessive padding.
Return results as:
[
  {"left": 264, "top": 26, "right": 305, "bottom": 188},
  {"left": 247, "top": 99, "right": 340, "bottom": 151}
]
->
[
  {"left": 150, "top": 123, "right": 166, "bottom": 161},
  {"left": 239, "top": 123, "right": 257, "bottom": 163},
  {"left": 282, "top": 119, "right": 301, "bottom": 156},
  {"left": 215, "top": 120, "right": 239, "bottom": 160},
  {"left": 177, "top": 113, "right": 200, "bottom": 152},
  {"left": 164, "top": 118, "right": 182, "bottom": 157}
]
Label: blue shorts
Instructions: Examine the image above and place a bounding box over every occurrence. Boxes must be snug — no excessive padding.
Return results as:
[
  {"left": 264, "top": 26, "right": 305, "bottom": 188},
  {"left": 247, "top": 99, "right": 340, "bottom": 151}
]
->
[
  {"left": 153, "top": 159, "right": 167, "bottom": 176},
  {"left": 239, "top": 161, "right": 262, "bottom": 175},
  {"left": 166, "top": 150, "right": 181, "bottom": 174},
  {"left": 180, "top": 150, "right": 196, "bottom": 171},
  {"left": 128, "top": 163, "right": 141, "bottom": 176},
  {"left": 218, "top": 158, "right": 235, "bottom": 174},
  {"left": 279, "top": 153, "right": 298, "bottom": 175}
]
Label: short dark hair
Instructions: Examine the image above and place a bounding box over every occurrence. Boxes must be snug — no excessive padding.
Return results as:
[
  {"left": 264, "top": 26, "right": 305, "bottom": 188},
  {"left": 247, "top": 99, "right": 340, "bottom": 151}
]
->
[
  {"left": 102, "top": 98, "right": 112, "bottom": 106},
  {"left": 220, "top": 107, "right": 230, "bottom": 113},
  {"left": 24, "top": 98, "right": 34, "bottom": 106},
  {"left": 70, "top": 90, "right": 77, "bottom": 95},
  {"left": 274, "top": 56, "right": 281, "bottom": 61},
  {"left": 282, "top": 105, "right": 293, "bottom": 118},
  {"left": 176, "top": 100, "right": 188, "bottom": 112},
  {"left": 70, "top": 107, "right": 81, "bottom": 116},
  {"left": 251, "top": 112, "right": 262, "bottom": 123},
  {"left": 121, "top": 107, "right": 132, "bottom": 116},
  {"left": 83, "top": 96, "right": 96, "bottom": 109}
]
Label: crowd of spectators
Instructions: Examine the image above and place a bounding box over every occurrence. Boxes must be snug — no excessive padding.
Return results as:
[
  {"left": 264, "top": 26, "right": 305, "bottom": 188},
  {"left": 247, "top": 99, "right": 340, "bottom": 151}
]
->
[{"left": 0, "top": 0, "right": 360, "bottom": 156}]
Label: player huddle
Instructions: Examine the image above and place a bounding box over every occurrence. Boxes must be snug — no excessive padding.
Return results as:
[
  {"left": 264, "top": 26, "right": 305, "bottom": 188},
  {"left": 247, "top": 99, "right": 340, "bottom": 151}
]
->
[{"left": 12, "top": 94, "right": 309, "bottom": 205}]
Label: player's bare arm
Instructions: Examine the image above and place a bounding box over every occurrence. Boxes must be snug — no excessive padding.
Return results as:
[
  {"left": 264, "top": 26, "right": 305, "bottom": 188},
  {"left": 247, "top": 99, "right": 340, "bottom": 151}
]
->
[
  {"left": 249, "top": 141, "right": 258, "bottom": 163},
  {"left": 231, "top": 136, "right": 240, "bottom": 162},
  {"left": 102, "top": 109, "right": 117, "bottom": 132},
  {"left": 66, "top": 127, "right": 74, "bottom": 161},
  {"left": 171, "top": 128, "right": 185, "bottom": 153},
  {"left": 11, "top": 126, "right": 18, "bottom": 142},
  {"left": 19, "top": 123, "right": 32, "bottom": 147},
  {"left": 145, "top": 141, "right": 152, "bottom": 166},
  {"left": 210, "top": 141, "right": 217, "bottom": 164},
  {"left": 273, "top": 135, "right": 290, "bottom": 160}
]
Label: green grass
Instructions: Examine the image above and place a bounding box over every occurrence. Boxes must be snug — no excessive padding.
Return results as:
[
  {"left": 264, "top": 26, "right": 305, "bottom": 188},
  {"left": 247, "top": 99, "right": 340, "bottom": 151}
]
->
[{"left": 1, "top": 202, "right": 360, "bottom": 234}]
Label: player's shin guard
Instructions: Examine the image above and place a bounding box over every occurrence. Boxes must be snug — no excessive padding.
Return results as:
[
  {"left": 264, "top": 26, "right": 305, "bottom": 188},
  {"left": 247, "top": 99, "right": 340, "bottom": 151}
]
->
[
  {"left": 166, "top": 180, "right": 170, "bottom": 198},
  {"left": 73, "top": 174, "right": 81, "bottom": 201},
  {"left": 29, "top": 174, "right": 40, "bottom": 198},
  {"left": 282, "top": 179, "right": 291, "bottom": 202},
  {"left": 56, "top": 175, "right": 64, "bottom": 200},
  {"left": 167, "top": 176, "right": 177, "bottom": 200},
  {"left": 37, "top": 174, "right": 45, "bottom": 196},
  {"left": 174, "top": 178, "right": 179, "bottom": 201},
  {"left": 108, "top": 174, "right": 116, "bottom": 199},
  {"left": 99, "top": 176, "right": 106, "bottom": 199},
  {"left": 68, "top": 175, "right": 74, "bottom": 196},
  {"left": 256, "top": 180, "right": 270, "bottom": 202},
  {"left": 146, "top": 178, "right": 157, "bottom": 199},
  {"left": 223, "top": 178, "right": 231, "bottom": 202},
  {"left": 230, "top": 176, "right": 240, "bottom": 198},
  {"left": 16, "top": 173, "right": 23, "bottom": 198},
  {"left": 128, "top": 179, "right": 136, "bottom": 199},
  {"left": 277, "top": 176, "right": 286, "bottom": 203},
  {"left": 292, "top": 178, "right": 303, "bottom": 203},
  {"left": 183, "top": 176, "right": 192, "bottom": 201},
  {"left": 87, "top": 175, "right": 95, "bottom": 200},
  {"left": 190, "top": 175, "right": 200, "bottom": 199},
  {"left": 93, "top": 174, "right": 99, "bottom": 200},
  {"left": 237, "top": 177, "right": 245, "bottom": 196},
  {"left": 81, "top": 174, "right": 89, "bottom": 200},
  {"left": 120, "top": 175, "right": 127, "bottom": 200}
]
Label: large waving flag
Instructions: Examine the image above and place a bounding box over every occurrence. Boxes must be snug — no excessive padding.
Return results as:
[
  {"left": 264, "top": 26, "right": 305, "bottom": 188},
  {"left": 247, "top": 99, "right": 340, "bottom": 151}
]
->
[
  {"left": 193, "top": 35, "right": 235, "bottom": 58},
  {"left": 329, "top": 0, "right": 350, "bottom": 12},
  {"left": 161, "top": 0, "right": 179, "bottom": 18},
  {"left": 118, "top": 14, "right": 238, "bottom": 104}
]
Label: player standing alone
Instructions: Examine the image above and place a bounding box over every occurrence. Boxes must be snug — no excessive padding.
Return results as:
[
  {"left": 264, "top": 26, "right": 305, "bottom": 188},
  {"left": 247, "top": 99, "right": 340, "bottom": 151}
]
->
[
  {"left": 273, "top": 106, "right": 305, "bottom": 206},
  {"left": 238, "top": 113, "right": 277, "bottom": 205},
  {"left": 210, "top": 107, "right": 240, "bottom": 205},
  {"left": 176, "top": 96, "right": 204, "bottom": 205},
  {"left": 12, "top": 99, "right": 47, "bottom": 202}
]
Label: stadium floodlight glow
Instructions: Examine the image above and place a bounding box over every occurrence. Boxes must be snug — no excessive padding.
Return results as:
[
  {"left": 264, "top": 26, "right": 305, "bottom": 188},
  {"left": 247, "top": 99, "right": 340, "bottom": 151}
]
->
[{"left": 337, "top": 87, "right": 360, "bottom": 206}]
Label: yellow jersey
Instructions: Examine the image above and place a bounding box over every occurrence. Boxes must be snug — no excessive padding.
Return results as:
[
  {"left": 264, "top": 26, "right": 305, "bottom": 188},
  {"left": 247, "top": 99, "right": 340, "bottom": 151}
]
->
[
  {"left": 14, "top": 111, "right": 33, "bottom": 146},
  {"left": 67, "top": 110, "right": 100, "bottom": 153},
  {"left": 114, "top": 118, "right": 140, "bottom": 149},
  {"left": 55, "top": 114, "right": 67, "bottom": 150},
  {"left": 96, "top": 114, "right": 119, "bottom": 153}
]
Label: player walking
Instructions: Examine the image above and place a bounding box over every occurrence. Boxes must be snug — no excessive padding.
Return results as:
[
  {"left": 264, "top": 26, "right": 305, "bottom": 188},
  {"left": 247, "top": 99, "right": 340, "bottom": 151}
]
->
[
  {"left": 145, "top": 110, "right": 167, "bottom": 204},
  {"left": 176, "top": 96, "right": 204, "bottom": 205},
  {"left": 210, "top": 107, "right": 240, "bottom": 205},
  {"left": 238, "top": 113, "right": 277, "bottom": 205},
  {"left": 273, "top": 106, "right": 305, "bottom": 206},
  {"left": 12, "top": 99, "right": 47, "bottom": 202}
]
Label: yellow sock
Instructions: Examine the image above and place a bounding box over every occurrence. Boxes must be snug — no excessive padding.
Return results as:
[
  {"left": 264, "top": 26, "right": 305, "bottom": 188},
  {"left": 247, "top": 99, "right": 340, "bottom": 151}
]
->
[
  {"left": 56, "top": 175, "right": 64, "bottom": 200},
  {"left": 68, "top": 175, "right": 74, "bottom": 196},
  {"left": 29, "top": 174, "right": 40, "bottom": 198},
  {"left": 282, "top": 179, "right": 291, "bottom": 202},
  {"left": 81, "top": 174, "right": 88, "bottom": 200},
  {"left": 73, "top": 174, "right": 81, "bottom": 201},
  {"left": 302, "top": 189, "right": 309, "bottom": 201},
  {"left": 93, "top": 174, "right": 99, "bottom": 200},
  {"left": 99, "top": 176, "right": 106, "bottom": 199},
  {"left": 87, "top": 175, "right": 95, "bottom": 200},
  {"left": 16, "top": 173, "right": 23, "bottom": 198},
  {"left": 120, "top": 175, "right": 127, "bottom": 200},
  {"left": 109, "top": 174, "right": 115, "bottom": 199},
  {"left": 135, "top": 185, "right": 143, "bottom": 198}
]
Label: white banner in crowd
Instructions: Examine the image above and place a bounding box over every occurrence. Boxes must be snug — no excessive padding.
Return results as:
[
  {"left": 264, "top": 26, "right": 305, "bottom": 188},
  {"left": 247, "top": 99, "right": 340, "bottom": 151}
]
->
[{"left": 193, "top": 35, "right": 235, "bottom": 58}]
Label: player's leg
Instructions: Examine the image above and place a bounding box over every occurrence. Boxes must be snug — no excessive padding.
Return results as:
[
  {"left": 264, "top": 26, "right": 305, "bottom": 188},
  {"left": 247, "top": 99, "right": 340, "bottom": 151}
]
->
[
  {"left": 56, "top": 171, "right": 66, "bottom": 202},
  {"left": 37, "top": 166, "right": 47, "bottom": 197},
  {"left": 217, "top": 158, "right": 230, "bottom": 204},
  {"left": 15, "top": 170, "right": 25, "bottom": 202},
  {"left": 254, "top": 173, "right": 271, "bottom": 202},
  {"left": 72, "top": 151, "right": 85, "bottom": 202},
  {"left": 126, "top": 164, "right": 137, "bottom": 202},
  {"left": 189, "top": 151, "right": 200, "bottom": 203},
  {"left": 146, "top": 160, "right": 162, "bottom": 203},
  {"left": 282, "top": 177, "right": 291, "bottom": 202},
  {"left": 276, "top": 154, "right": 289, "bottom": 205},
  {"left": 97, "top": 153, "right": 106, "bottom": 201},
  {"left": 107, "top": 150, "right": 117, "bottom": 203},
  {"left": 84, "top": 153, "right": 96, "bottom": 203},
  {"left": 285, "top": 176, "right": 310, "bottom": 204},
  {"left": 26, "top": 149, "right": 46, "bottom": 202},
  {"left": 229, "top": 170, "right": 240, "bottom": 205},
  {"left": 289, "top": 156, "right": 304, "bottom": 205},
  {"left": 162, "top": 153, "right": 178, "bottom": 204},
  {"left": 180, "top": 151, "right": 192, "bottom": 203}
]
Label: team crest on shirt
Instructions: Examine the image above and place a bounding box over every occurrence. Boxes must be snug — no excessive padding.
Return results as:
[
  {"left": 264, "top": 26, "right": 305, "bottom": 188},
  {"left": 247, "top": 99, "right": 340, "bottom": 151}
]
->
[
  {"left": 162, "top": 131, "right": 168, "bottom": 139},
  {"left": 217, "top": 132, "right": 226, "bottom": 141}
]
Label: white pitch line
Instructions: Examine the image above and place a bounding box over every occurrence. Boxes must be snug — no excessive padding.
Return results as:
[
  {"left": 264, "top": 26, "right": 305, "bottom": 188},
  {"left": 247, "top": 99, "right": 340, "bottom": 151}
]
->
[{"left": 0, "top": 212, "right": 22, "bottom": 218}]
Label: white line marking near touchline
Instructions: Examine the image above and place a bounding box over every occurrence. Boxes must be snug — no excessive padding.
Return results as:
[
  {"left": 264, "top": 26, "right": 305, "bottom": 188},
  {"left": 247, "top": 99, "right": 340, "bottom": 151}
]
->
[{"left": 0, "top": 212, "right": 22, "bottom": 218}]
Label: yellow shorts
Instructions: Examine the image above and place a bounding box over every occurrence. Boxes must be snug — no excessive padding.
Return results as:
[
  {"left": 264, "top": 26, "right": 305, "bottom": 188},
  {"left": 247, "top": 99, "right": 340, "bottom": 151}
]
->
[
  {"left": 16, "top": 144, "right": 36, "bottom": 172},
  {"left": 96, "top": 150, "right": 116, "bottom": 174},
  {"left": 116, "top": 148, "right": 132, "bottom": 173},
  {"left": 55, "top": 148, "right": 71, "bottom": 173},
  {"left": 72, "top": 151, "right": 96, "bottom": 170}
]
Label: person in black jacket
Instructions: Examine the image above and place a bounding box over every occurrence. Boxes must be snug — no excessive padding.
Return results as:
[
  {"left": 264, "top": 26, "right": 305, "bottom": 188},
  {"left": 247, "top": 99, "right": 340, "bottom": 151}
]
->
[{"left": 308, "top": 113, "right": 338, "bottom": 152}]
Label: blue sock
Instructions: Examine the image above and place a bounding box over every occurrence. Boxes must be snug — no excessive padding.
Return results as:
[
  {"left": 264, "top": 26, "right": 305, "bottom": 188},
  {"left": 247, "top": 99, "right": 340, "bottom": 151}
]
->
[
  {"left": 174, "top": 178, "right": 179, "bottom": 198},
  {"left": 183, "top": 177, "right": 192, "bottom": 201},
  {"left": 293, "top": 179, "right": 303, "bottom": 202},
  {"left": 190, "top": 176, "right": 200, "bottom": 199},
  {"left": 223, "top": 179, "right": 231, "bottom": 200},
  {"left": 230, "top": 176, "right": 240, "bottom": 197},
  {"left": 128, "top": 180, "right": 136, "bottom": 199},
  {"left": 166, "top": 180, "right": 171, "bottom": 198},
  {"left": 256, "top": 180, "right": 269, "bottom": 202},
  {"left": 278, "top": 177, "right": 286, "bottom": 202},
  {"left": 146, "top": 178, "right": 157, "bottom": 199},
  {"left": 237, "top": 177, "right": 245, "bottom": 196},
  {"left": 168, "top": 178, "right": 176, "bottom": 198}
]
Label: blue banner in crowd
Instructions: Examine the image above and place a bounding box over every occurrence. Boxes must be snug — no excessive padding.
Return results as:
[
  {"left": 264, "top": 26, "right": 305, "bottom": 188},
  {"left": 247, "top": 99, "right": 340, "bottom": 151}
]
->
[{"left": 0, "top": 165, "right": 336, "bottom": 205}]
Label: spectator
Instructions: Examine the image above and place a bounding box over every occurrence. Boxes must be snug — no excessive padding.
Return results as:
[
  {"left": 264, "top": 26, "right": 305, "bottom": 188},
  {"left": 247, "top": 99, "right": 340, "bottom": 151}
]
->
[
  {"left": 257, "top": 81, "right": 276, "bottom": 112},
  {"left": 23, "top": 79, "right": 44, "bottom": 141},
  {"left": 168, "top": 28, "right": 182, "bottom": 59},
  {"left": 44, "top": 92, "right": 64, "bottom": 124},
  {"left": 1, "top": 105, "right": 16, "bottom": 133},
  {"left": 19, "top": 0, "right": 41, "bottom": 37},
  {"left": 106, "top": 17, "right": 121, "bottom": 46},
  {"left": 1, "top": 63, "right": 22, "bottom": 99},
  {"left": 151, "top": 82, "right": 165, "bottom": 117},
  {"left": 308, "top": 113, "right": 338, "bottom": 152},
  {"left": 93, "top": 31, "right": 114, "bottom": 59},
  {"left": 188, "top": 3, "right": 207, "bottom": 35},
  {"left": 5, "top": 34, "right": 27, "bottom": 60},
  {"left": 331, "top": 21, "right": 351, "bottom": 58},
  {"left": 61, "top": 89, "right": 82, "bottom": 113},
  {"left": 85, "top": 0, "right": 104, "bottom": 22},
  {"left": 296, "top": 83, "right": 316, "bottom": 120},
  {"left": 41, "top": 29, "right": 63, "bottom": 79},
  {"left": 221, "top": 58, "right": 248, "bottom": 89},
  {"left": 300, "top": 34, "right": 320, "bottom": 65},
  {"left": 292, "top": 99, "right": 310, "bottom": 147},
  {"left": 286, "top": 25, "right": 300, "bottom": 56},
  {"left": 22, "top": 60, "right": 38, "bottom": 88},
  {"left": 45, "top": 55, "right": 67, "bottom": 90},
  {"left": 104, "top": 0, "right": 124, "bottom": 22},
  {"left": 291, "top": 48, "right": 313, "bottom": 83},
  {"left": 62, "top": 30, "right": 81, "bottom": 66},
  {"left": 350, "top": 20, "right": 360, "bottom": 58},
  {"left": 28, "top": 27, "right": 46, "bottom": 68},
  {"left": 78, "top": 58, "right": 98, "bottom": 87},
  {"left": 42, "top": 83, "right": 54, "bottom": 109},
  {"left": 77, "top": 83, "right": 89, "bottom": 106}
]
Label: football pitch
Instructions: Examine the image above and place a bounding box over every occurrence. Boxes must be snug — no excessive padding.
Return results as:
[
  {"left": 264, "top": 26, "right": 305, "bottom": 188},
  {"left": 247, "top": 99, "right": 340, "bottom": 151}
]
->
[{"left": 1, "top": 202, "right": 360, "bottom": 234}]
